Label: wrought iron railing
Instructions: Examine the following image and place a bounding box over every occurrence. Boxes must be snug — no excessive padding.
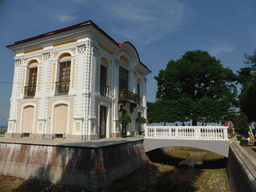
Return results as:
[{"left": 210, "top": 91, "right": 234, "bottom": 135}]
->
[
  {"left": 24, "top": 86, "right": 36, "bottom": 98},
  {"left": 100, "top": 85, "right": 109, "bottom": 97},
  {"left": 55, "top": 81, "right": 70, "bottom": 95},
  {"left": 119, "top": 89, "right": 142, "bottom": 105}
]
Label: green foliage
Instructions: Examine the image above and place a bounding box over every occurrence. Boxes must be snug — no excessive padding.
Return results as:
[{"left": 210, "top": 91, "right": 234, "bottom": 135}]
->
[
  {"left": 119, "top": 114, "right": 132, "bottom": 133},
  {"left": 230, "top": 112, "right": 249, "bottom": 133},
  {"left": 153, "top": 50, "right": 237, "bottom": 124},
  {"left": 119, "top": 114, "right": 132, "bottom": 126},
  {"left": 136, "top": 116, "right": 147, "bottom": 125},
  {"left": 237, "top": 49, "right": 256, "bottom": 122}
]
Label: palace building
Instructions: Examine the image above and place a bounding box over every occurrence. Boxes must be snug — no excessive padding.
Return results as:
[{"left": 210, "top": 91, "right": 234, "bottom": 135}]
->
[{"left": 5, "top": 20, "right": 151, "bottom": 140}]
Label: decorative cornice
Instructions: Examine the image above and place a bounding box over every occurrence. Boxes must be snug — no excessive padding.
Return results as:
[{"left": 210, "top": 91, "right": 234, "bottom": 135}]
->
[
  {"left": 42, "top": 52, "right": 51, "bottom": 60},
  {"left": 15, "top": 59, "right": 22, "bottom": 66},
  {"left": 77, "top": 44, "right": 86, "bottom": 53}
]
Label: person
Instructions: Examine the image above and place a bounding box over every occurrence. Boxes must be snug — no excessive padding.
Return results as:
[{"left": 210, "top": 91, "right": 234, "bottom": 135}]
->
[
  {"left": 248, "top": 123, "right": 255, "bottom": 142},
  {"left": 188, "top": 123, "right": 190, "bottom": 126},
  {"left": 182, "top": 122, "right": 185, "bottom": 126},
  {"left": 202, "top": 123, "right": 204, "bottom": 126},
  {"left": 228, "top": 120, "right": 235, "bottom": 138}
]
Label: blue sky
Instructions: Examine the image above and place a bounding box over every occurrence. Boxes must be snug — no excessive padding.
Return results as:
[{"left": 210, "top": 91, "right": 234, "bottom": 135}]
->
[{"left": 1, "top": 0, "right": 256, "bottom": 126}]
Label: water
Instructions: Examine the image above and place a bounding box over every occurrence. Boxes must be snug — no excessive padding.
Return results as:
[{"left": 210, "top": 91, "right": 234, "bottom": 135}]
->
[{"left": 0, "top": 126, "right": 7, "bottom": 132}]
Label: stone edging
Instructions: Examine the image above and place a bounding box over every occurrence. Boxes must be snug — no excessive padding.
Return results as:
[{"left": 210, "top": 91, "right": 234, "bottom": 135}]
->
[{"left": 230, "top": 141, "right": 256, "bottom": 191}]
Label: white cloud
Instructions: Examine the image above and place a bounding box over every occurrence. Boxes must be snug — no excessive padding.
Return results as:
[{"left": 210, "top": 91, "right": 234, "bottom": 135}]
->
[
  {"left": 208, "top": 45, "right": 234, "bottom": 57},
  {"left": 53, "top": 14, "right": 76, "bottom": 23},
  {"left": 102, "top": 0, "right": 190, "bottom": 45}
]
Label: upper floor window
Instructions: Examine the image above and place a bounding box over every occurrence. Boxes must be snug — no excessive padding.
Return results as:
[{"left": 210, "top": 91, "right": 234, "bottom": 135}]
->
[
  {"left": 119, "top": 66, "right": 129, "bottom": 90},
  {"left": 25, "top": 60, "right": 38, "bottom": 98},
  {"left": 99, "top": 57, "right": 109, "bottom": 97},
  {"left": 100, "top": 64, "right": 108, "bottom": 97},
  {"left": 56, "top": 53, "right": 71, "bottom": 95}
]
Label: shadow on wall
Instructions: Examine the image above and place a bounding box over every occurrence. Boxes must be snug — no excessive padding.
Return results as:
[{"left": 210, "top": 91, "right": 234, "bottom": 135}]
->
[{"left": 10, "top": 140, "right": 147, "bottom": 192}]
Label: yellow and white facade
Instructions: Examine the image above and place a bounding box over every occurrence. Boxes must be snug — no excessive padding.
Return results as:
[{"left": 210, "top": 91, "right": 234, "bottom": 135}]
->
[{"left": 6, "top": 21, "right": 151, "bottom": 140}]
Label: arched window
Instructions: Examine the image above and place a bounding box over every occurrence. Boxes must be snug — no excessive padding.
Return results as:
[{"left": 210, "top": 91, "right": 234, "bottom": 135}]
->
[
  {"left": 56, "top": 53, "right": 71, "bottom": 95},
  {"left": 25, "top": 60, "right": 38, "bottom": 98}
]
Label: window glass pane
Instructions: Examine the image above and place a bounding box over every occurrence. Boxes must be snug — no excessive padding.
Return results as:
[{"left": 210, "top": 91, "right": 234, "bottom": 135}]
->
[
  {"left": 119, "top": 67, "right": 128, "bottom": 90},
  {"left": 100, "top": 65, "right": 107, "bottom": 86}
]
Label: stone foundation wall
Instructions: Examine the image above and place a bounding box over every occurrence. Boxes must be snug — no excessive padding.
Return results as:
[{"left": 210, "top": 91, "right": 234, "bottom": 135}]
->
[
  {"left": 0, "top": 140, "right": 147, "bottom": 191},
  {"left": 227, "top": 142, "right": 256, "bottom": 192}
]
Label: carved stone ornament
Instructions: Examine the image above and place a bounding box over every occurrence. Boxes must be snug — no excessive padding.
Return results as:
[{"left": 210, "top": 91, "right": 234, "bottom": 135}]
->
[
  {"left": 91, "top": 45, "right": 99, "bottom": 52},
  {"left": 77, "top": 44, "right": 86, "bottom": 53},
  {"left": 15, "top": 59, "right": 22, "bottom": 66},
  {"left": 42, "top": 52, "right": 51, "bottom": 60}
]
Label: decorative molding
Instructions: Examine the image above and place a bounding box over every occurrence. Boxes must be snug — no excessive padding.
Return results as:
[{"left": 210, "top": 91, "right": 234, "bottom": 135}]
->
[
  {"left": 77, "top": 44, "right": 86, "bottom": 53},
  {"left": 15, "top": 59, "right": 22, "bottom": 66},
  {"left": 91, "top": 45, "right": 99, "bottom": 52},
  {"left": 42, "top": 52, "right": 51, "bottom": 60}
]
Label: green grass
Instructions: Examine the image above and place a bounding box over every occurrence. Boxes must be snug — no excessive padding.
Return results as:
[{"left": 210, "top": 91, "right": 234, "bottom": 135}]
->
[
  {"left": 170, "top": 146, "right": 225, "bottom": 160},
  {"left": 0, "top": 131, "right": 6, "bottom": 134}
]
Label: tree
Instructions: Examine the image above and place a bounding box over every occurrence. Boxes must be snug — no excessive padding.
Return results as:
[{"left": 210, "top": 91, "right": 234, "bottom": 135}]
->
[
  {"left": 154, "top": 50, "right": 237, "bottom": 125},
  {"left": 136, "top": 116, "right": 147, "bottom": 134},
  {"left": 230, "top": 112, "right": 249, "bottom": 133},
  {"left": 119, "top": 114, "right": 132, "bottom": 133},
  {"left": 147, "top": 100, "right": 182, "bottom": 125},
  {"left": 237, "top": 49, "right": 256, "bottom": 122}
]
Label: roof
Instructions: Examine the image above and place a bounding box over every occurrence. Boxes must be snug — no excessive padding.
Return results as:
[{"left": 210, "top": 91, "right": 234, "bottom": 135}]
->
[{"left": 7, "top": 20, "right": 151, "bottom": 72}]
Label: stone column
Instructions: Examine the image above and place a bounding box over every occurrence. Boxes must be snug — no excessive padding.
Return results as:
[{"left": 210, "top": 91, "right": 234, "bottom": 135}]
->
[
  {"left": 37, "top": 52, "right": 51, "bottom": 137},
  {"left": 6, "top": 59, "right": 21, "bottom": 137},
  {"left": 112, "top": 59, "right": 121, "bottom": 137},
  {"left": 84, "top": 43, "right": 99, "bottom": 140},
  {"left": 74, "top": 44, "right": 86, "bottom": 139}
]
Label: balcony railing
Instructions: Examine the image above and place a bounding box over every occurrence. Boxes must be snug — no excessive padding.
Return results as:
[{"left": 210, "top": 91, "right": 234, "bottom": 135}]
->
[
  {"left": 119, "top": 89, "right": 142, "bottom": 105},
  {"left": 100, "top": 85, "right": 109, "bottom": 97},
  {"left": 24, "top": 86, "right": 36, "bottom": 98},
  {"left": 55, "top": 81, "right": 70, "bottom": 95}
]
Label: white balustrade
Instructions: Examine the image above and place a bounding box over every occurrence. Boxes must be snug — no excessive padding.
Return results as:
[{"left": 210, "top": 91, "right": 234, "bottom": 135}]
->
[{"left": 144, "top": 126, "right": 228, "bottom": 140}]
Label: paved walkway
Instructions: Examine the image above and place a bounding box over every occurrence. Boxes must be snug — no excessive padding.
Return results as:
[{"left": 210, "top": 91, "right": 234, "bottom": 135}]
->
[
  {"left": 234, "top": 133, "right": 256, "bottom": 159},
  {"left": 0, "top": 135, "right": 144, "bottom": 148}
]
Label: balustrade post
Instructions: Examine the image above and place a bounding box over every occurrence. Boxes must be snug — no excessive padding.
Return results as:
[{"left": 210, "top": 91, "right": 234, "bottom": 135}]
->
[
  {"left": 195, "top": 127, "right": 200, "bottom": 139},
  {"left": 145, "top": 126, "right": 148, "bottom": 138},
  {"left": 175, "top": 127, "right": 178, "bottom": 138},
  {"left": 154, "top": 127, "right": 156, "bottom": 137},
  {"left": 223, "top": 127, "right": 228, "bottom": 140},
  {"left": 169, "top": 128, "right": 171, "bottom": 139}
]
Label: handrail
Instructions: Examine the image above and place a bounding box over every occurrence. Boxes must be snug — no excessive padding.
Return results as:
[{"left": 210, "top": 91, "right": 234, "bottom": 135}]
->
[
  {"left": 119, "top": 89, "right": 142, "bottom": 105},
  {"left": 144, "top": 126, "right": 228, "bottom": 140},
  {"left": 24, "top": 86, "right": 36, "bottom": 98},
  {"left": 100, "top": 85, "right": 109, "bottom": 97},
  {"left": 55, "top": 81, "right": 70, "bottom": 95}
]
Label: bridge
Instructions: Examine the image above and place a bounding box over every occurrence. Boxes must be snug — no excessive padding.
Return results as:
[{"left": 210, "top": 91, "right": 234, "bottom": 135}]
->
[{"left": 144, "top": 126, "right": 230, "bottom": 157}]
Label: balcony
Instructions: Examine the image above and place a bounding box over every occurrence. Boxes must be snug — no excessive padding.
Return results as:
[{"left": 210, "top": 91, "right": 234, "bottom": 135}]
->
[
  {"left": 24, "top": 86, "right": 36, "bottom": 98},
  {"left": 119, "top": 89, "right": 142, "bottom": 105},
  {"left": 55, "top": 81, "right": 70, "bottom": 95},
  {"left": 100, "top": 85, "right": 109, "bottom": 97}
]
